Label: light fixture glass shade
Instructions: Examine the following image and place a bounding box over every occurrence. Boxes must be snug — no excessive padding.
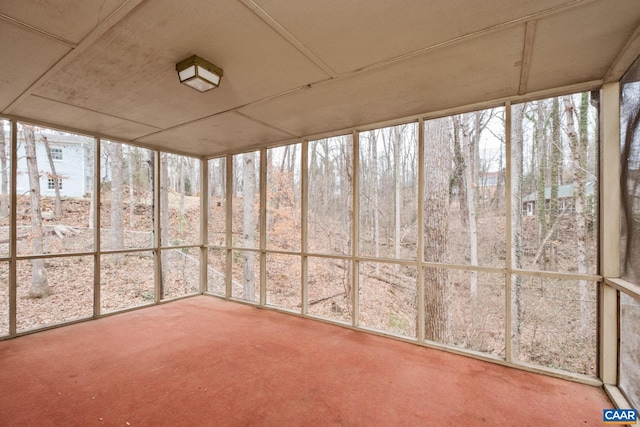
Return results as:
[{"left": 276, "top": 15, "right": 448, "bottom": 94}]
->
[{"left": 176, "top": 55, "right": 223, "bottom": 92}]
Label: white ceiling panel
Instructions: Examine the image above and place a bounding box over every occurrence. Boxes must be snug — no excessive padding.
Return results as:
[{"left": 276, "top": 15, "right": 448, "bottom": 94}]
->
[
  {"left": 2, "top": 0, "right": 640, "bottom": 157},
  {"left": 526, "top": 0, "right": 640, "bottom": 93},
  {"left": 253, "top": 0, "right": 575, "bottom": 75},
  {"left": 240, "top": 26, "right": 524, "bottom": 138},
  {"left": 31, "top": 0, "right": 329, "bottom": 130},
  {"left": 9, "top": 95, "right": 160, "bottom": 140},
  {"left": 0, "top": 21, "right": 70, "bottom": 110},
  {"left": 136, "top": 111, "right": 295, "bottom": 156},
  {"left": 0, "top": 0, "right": 126, "bottom": 44}
]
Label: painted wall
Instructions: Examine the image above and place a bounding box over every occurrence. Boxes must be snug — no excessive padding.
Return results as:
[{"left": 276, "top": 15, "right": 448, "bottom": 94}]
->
[{"left": 15, "top": 131, "right": 92, "bottom": 198}]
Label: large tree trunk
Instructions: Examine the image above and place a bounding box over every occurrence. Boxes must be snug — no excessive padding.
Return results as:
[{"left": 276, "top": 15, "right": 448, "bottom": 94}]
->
[
  {"left": 511, "top": 105, "right": 525, "bottom": 352},
  {"left": 24, "top": 125, "right": 50, "bottom": 298},
  {"left": 372, "top": 132, "right": 380, "bottom": 263},
  {"left": 160, "top": 153, "right": 169, "bottom": 288},
  {"left": 564, "top": 94, "right": 590, "bottom": 339},
  {"left": 110, "top": 143, "right": 124, "bottom": 254},
  {"left": 452, "top": 117, "right": 468, "bottom": 227},
  {"left": 242, "top": 152, "right": 256, "bottom": 301},
  {"left": 461, "top": 115, "right": 479, "bottom": 314},
  {"left": 535, "top": 101, "right": 548, "bottom": 268},
  {"left": 42, "top": 137, "right": 62, "bottom": 217},
  {"left": 550, "top": 98, "right": 561, "bottom": 245},
  {"left": 179, "top": 156, "right": 185, "bottom": 217},
  {"left": 423, "top": 119, "right": 451, "bottom": 342},
  {"left": 322, "top": 139, "right": 331, "bottom": 216},
  {"left": 128, "top": 147, "right": 136, "bottom": 228},
  {"left": 87, "top": 142, "right": 95, "bottom": 229}
]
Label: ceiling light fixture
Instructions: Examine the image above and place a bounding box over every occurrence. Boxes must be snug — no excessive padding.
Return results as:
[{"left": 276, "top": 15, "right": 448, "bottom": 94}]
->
[{"left": 176, "top": 55, "right": 223, "bottom": 92}]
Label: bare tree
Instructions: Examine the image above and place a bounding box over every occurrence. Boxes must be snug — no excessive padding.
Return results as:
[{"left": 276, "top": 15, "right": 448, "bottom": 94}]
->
[
  {"left": 242, "top": 152, "right": 256, "bottom": 301},
  {"left": 423, "top": 119, "right": 451, "bottom": 342},
  {"left": 0, "top": 122, "right": 8, "bottom": 219},
  {"left": 179, "top": 156, "right": 185, "bottom": 217},
  {"left": 372, "top": 132, "right": 380, "bottom": 262},
  {"left": 41, "top": 136, "right": 62, "bottom": 217},
  {"left": 550, "top": 98, "right": 561, "bottom": 246},
  {"left": 534, "top": 101, "right": 548, "bottom": 267},
  {"left": 109, "top": 143, "right": 124, "bottom": 254},
  {"left": 23, "top": 125, "right": 50, "bottom": 297},
  {"left": 511, "top": 104, "right": 525, "bottom": 353},
  {"left": 459, "top": 115, "right": 479, "bottom": 313},
  {"left": 87, "top": 141, "right": 95, "bottom": 229},
  {"left": 161, "top": 152, "right": 170, "bottom": 285},
  {"left": 128, "top": 147, "right": 136, "bottom": 228},
  {"left": 564, "top": 94, "right": 591, "bottom": 338},
  {"left": 393, "top": 126, "right": 402, "bottom": 265}
]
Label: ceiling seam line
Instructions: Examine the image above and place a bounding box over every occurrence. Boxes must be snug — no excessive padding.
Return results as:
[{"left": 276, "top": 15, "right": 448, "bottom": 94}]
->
[
  {"left": 518, "top": 21, "right": 537, "bottom": 96},
  {"left": 0, "top": 13, "right": 77, "bottom": 48},
  {"left": 237, "top": 0, "right": 338, "bottom": 78},
  {"left": 233, "top": 111, "right": 299, "bottom": 137},
  {"left": 27, "top": 94, "right": 163, "bottom": 130},
  {"left": 131, "top": 80, "right": 333, "bottom": 140}
]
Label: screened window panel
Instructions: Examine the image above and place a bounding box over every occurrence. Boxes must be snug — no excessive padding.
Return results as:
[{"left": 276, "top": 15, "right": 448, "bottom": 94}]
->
[
  {"left": 101, "top": 142, "right": 154, "bottom": 251},
  {"left": 17, "top": 256, "right": 93, "bottom": 332},
  {"left": 307, "top": 136, "right": 353, "bottom": 256}
]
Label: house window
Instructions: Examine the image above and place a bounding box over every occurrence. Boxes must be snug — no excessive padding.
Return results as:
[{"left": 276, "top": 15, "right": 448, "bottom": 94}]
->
[
  {"left": 48, "top": 178, "right": 62, "bottom": 190},
  {"left": 51, "top": 147, "right": 63, "bottom": 160}
]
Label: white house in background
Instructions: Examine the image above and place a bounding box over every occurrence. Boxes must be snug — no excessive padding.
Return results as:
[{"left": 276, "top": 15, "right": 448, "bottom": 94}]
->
[{"left": 15, "top": 129, "right": 92, "bottom": 198}]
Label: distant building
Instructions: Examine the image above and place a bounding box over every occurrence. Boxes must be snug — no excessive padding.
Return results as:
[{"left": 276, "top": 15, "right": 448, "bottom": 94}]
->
[
  {"left": 522, "top": 182, "right": 595, "bottom": 216},
  {"left": 15, "top": 130, "right": 93, "bottom": 198},
  {"left": 478, "top": 170, "right": 504, "bottom": 201}
]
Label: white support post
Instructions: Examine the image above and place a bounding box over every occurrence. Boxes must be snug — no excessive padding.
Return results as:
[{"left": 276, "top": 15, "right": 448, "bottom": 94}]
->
[
  {"left": 505, "top": 101, "right": 513, "bottom": 363},
  {"left": 200, "top": 157, "right": 208, "bottom": 294},
  {"left": 599, "top": 82, "right": 621, "bottom": 385},
  {"left": 154, "top": 151, "right": 162, "bottom": 303},
  {"left": 93, "top": 138, "right": 101, "bottom": 316},
  {"left": 225, "top": 154, "right": 233, "bottom": 299},
  {"left": 301, "top": 140, "right": 309, "bottom": 315},
  {"left": 417, "top": 118, "right": 425, "bottom": 342},
  {"left": 260, "top": 148, "right": 267, "bottom": 306},
  {"left": 352, "top": 131, "right": 359, "bottom": 327},
  {"left": 9, "top": 120, "right": 17, "bottom": 335}
]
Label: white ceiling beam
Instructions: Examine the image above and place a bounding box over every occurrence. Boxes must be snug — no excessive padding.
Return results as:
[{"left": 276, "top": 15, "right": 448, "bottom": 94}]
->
[
  {"left": 0, "top": 13, "right": 77, "bottom": 48},
  {"left": 518, "top": 21, "right": 537, "bottom": 95},
  {"left": 604, "top": 20, "right": 640, "bottom": 82},
  {"left": 233, "top": 111, "right": 299, "bottom": 138},
  {"left": 238, "top": 0, "right": 338, "bottom": 78}
]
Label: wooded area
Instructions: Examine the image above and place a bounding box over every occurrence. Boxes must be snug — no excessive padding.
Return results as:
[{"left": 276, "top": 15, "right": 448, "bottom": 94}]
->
[{"left": 0, "top": 91, "right": 601, "bottom": 376}]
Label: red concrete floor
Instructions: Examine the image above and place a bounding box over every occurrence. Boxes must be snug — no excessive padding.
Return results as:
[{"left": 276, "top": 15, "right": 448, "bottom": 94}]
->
[{"left": 0, "top": 296, "right": 612, "bottom": 426}]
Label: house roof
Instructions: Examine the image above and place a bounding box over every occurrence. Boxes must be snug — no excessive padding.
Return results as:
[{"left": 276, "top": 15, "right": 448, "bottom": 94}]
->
[{"left": 1, "top": 1, "right": 640, "bottom": 158}]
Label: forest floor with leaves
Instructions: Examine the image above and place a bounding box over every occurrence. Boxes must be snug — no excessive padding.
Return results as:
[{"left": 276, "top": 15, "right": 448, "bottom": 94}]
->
[{"left": 0, "top": 194, "right": 597, "bottom": 376}]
